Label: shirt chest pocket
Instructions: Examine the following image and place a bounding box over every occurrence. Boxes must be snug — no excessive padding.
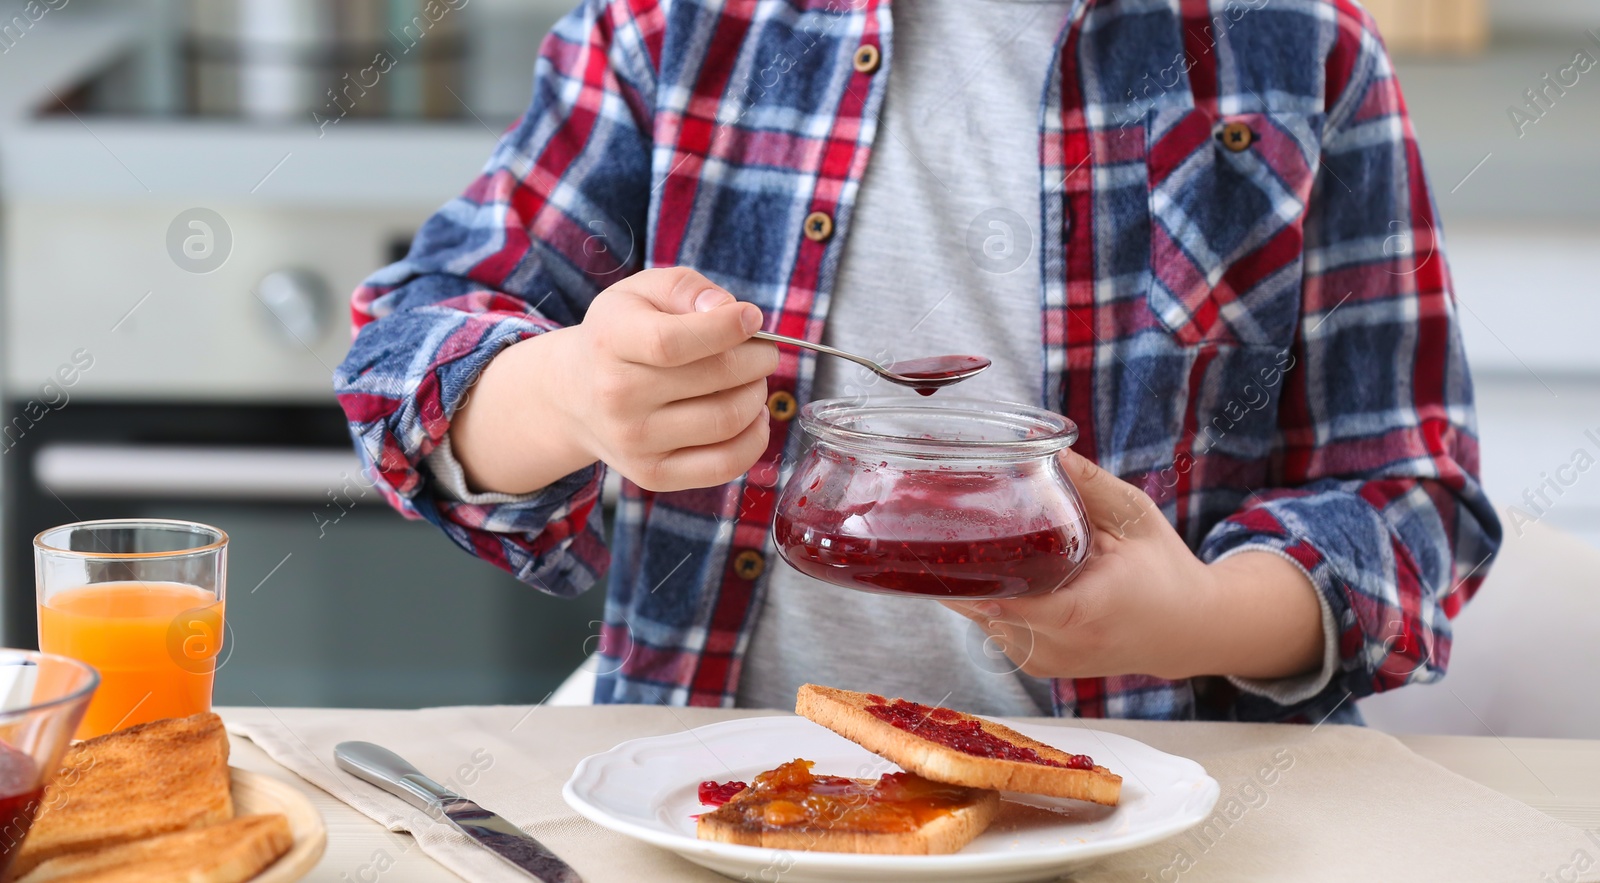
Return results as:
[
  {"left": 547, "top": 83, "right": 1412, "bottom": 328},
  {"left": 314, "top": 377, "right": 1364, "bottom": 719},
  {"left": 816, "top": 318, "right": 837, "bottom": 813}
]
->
[{"left": 1145, "top": 108, "right": 1324, "bottom": 349}]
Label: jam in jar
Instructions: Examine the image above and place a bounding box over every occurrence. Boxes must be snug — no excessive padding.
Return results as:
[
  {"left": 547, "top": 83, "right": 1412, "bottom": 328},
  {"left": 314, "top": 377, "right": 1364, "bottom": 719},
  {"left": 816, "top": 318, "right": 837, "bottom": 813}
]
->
[{"left": 773, "top": 397, "right": 1091, "bottom": 599}]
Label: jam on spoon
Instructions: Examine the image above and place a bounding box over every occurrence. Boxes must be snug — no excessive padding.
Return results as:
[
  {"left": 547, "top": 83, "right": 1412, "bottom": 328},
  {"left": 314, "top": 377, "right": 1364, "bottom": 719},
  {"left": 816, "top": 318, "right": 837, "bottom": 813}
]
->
[
  {"left": 882, "top": 355, "right": 994, "bottom": 396},
  {"left": 750, "top": 331, "right": 991, "bottom": 394}
]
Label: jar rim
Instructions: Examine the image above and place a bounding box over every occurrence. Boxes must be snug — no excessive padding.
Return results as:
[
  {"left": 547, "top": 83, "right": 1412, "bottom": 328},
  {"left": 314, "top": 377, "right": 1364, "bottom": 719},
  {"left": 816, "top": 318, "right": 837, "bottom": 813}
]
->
[{"left": 799, "top": 397, "right": 1079, "bottom": 460}]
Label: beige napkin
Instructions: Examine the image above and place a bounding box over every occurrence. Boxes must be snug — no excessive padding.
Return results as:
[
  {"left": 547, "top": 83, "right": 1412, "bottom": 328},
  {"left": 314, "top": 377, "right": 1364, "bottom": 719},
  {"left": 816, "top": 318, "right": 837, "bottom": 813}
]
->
[{"left": 222, "top": 706, "right": 1600, "bottom": 883}]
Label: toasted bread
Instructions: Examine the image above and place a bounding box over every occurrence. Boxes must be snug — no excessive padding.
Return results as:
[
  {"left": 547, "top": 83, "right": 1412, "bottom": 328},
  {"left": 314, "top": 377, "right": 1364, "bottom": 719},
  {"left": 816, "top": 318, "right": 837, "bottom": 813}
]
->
[
  {"left": 16, "top": 814, "right": 292, "bottom": 883},
  {"left": 8, "top": 713, "right": 233, "bottom": 881},
  {"left": 696, "top": 760, "right": 998, "bottom": 855},
  {"left": 796, "top": 685, "right": 1122, "bottom": 805}
]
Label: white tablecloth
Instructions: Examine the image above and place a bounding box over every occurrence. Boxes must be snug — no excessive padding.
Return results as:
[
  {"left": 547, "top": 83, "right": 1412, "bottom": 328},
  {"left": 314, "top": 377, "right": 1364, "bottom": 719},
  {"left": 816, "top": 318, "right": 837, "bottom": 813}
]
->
[{"left": 224, "top": 705, "right": 1600, "bottom": 882}]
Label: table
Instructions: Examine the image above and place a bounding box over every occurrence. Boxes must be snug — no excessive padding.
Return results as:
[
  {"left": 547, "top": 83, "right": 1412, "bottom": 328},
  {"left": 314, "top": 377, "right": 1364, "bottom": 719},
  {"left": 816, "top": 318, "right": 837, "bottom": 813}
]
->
[{"left": 221, "top": 708, "right": 1600, "bottom": 882}]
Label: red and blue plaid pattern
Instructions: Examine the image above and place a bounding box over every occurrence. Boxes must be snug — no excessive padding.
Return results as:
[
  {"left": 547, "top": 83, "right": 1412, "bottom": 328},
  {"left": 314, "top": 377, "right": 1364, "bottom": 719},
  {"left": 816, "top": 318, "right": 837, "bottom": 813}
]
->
[{"left": 335, "top": 0, "right": 1499, "bottom": 724}]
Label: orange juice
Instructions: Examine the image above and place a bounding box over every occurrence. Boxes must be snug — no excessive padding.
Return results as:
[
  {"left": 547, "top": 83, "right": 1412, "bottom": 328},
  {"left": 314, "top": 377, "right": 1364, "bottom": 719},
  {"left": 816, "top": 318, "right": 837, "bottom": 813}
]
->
[{"left": 38, "top": 581, "right": 224, "bottom": 739}]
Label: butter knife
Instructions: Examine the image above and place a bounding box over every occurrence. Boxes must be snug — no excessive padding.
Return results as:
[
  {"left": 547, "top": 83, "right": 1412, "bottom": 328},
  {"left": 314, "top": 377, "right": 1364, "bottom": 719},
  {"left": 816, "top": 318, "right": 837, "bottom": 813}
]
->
[{"left": 335, "top": 741, "right": 583, "bottom": 883}]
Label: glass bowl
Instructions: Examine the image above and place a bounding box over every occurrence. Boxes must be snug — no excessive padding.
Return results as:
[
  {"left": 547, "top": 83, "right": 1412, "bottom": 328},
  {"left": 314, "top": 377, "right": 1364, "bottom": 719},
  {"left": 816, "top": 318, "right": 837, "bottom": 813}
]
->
[
  {"left": 772, "top": 397, "right": 1092, "bottom": 599},
  {"left": 0, "top": 649, "right": 99, "bottom": 876}
]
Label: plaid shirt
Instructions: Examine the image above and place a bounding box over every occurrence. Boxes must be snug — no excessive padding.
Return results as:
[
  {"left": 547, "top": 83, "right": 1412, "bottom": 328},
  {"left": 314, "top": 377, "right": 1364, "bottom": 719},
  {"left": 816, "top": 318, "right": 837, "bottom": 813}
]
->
[{"left": 335, "top": 0, "right": 1500, "bottom": 723}]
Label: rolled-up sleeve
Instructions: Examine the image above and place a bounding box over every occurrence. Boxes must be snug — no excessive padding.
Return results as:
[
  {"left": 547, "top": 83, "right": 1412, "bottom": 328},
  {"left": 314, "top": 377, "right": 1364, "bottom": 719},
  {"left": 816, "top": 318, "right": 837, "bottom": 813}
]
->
[
  {"left": 1198, "top": 7, "right": 1502, "bottom": 723},
  {"left": 333, "top": 0, "right": 660, "bottom": 597}
]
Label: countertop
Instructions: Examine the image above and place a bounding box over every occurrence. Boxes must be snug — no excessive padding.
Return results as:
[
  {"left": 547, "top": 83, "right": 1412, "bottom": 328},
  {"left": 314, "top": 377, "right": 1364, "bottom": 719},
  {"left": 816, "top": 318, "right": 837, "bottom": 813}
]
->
[{"left": 220, "top": 707, "right": 1600, "bottom": 882}]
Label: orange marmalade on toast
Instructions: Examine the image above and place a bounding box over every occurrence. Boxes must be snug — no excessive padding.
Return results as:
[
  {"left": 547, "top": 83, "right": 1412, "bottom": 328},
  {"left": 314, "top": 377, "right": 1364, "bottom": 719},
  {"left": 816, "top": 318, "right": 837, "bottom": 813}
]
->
[
  {"left": 697, "top": 759, "right": 984, "bottom": 833},
  {"left": 865, "top": 696, "right": 1096, "bottom": 769}
]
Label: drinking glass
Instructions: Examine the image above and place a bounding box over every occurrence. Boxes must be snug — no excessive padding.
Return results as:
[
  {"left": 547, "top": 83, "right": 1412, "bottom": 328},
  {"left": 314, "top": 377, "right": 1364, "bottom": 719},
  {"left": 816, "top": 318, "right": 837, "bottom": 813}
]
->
[
  {"left": 35, "top": 519, "right": 227, "bottom": 739},
  {"left": 0, "top": 649, "right": 98, "bottom": 875}
]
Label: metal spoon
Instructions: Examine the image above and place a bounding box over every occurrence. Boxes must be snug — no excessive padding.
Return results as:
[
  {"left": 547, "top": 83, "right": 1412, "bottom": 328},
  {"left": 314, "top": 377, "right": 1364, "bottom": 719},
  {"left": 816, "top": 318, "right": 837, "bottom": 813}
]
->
[{"left": 752, "top": 330, "right": 991, "bottom": 395}]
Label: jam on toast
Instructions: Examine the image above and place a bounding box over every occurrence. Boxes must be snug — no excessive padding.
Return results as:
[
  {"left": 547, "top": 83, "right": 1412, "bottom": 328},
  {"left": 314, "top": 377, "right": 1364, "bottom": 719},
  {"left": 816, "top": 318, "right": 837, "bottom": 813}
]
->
[
  {"left": 796, "top": 684, "right": 1122, "bottom": 806},
  {"left": 696, "top": 759, "right": 998, "bottom": 855}
]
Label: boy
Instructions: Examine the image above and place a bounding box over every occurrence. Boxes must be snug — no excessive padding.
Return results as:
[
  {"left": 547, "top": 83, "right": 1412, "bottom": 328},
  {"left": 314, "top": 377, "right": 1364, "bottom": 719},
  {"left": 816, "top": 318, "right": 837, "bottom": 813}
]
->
[{"left": 336, "top": 0, "right": 1499, "bottom": 724}]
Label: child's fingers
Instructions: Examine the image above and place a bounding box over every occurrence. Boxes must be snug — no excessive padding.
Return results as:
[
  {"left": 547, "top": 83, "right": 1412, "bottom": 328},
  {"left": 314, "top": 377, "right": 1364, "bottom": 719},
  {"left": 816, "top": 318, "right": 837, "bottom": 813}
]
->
[
  {"left": 623, "top": 266, "right": 725, "bottom": 315},
  {"left": 662, "top": 340, "right": 780, "bottom": 401},
  {"left": 1058, "top": 448, "right": 1159, "bottom": 538},
  {"left": 600, "top": 267, "right": 763, "bottom": 368},
  {"left": 612, "top": 299, "right": 763, "bottom": 368},
  {"left": 640, "top": 409, "right": 770, "bottom": 491},
  {"left": 643, "top": 380, "right": 769, "bottom": 450},
  {"left": 938, "top": 601, "right": 1039, "bottom": 674}
]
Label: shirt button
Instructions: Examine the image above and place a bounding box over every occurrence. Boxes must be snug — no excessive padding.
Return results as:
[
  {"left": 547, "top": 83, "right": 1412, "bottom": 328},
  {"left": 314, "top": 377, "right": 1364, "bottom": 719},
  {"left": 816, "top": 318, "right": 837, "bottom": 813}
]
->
[
  {"left": 853, "top": 44, "right": 881, "bottom": 74},
  {"left": 732, "top": 549, "right": 765, "bottom": 581},
  {"left": 803, "top": 210, "right": 833, "bottom": 242},
  {"left": 767, "top": 390, "right": 798, "bottom": 422},
  {"left": 1219, "top": 121, "right": 1254, "bottom": 152}
]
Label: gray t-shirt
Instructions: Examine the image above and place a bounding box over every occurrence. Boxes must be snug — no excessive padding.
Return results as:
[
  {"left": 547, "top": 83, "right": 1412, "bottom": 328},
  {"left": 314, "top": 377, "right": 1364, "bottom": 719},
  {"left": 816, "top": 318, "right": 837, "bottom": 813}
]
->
[{"left": 736, "top": 0, "right": 1074, "bottom": 715}]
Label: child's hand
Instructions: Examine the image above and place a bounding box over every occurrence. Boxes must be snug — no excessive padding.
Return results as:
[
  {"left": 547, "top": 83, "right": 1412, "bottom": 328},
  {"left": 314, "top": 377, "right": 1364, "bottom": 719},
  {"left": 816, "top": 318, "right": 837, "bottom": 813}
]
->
[
  {"left": 561, "top": 268, "right": 776, "bottom": 491},
  {"left": 452, "top": 268, "right": 777, "bottom": 494},
  {"left": 941, "top": 449, "right": 1324, "bottom": 683}
]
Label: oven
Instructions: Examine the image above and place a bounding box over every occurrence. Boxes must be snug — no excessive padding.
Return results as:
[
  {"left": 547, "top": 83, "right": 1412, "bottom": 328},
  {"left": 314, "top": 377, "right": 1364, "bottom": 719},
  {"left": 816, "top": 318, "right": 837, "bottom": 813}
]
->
[
  {"left": 0, "top": 0, "right": 600, "bottom": 708},
  {"left": 3, "top": 402, "right": 605, "bottom": 709}
]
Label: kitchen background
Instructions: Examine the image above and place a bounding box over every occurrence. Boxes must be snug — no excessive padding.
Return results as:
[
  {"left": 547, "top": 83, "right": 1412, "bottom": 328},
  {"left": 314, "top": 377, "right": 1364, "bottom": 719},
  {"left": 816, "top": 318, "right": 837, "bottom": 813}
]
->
[{"left": 0, "top": 0, "right": 1595, "bottom": 735}]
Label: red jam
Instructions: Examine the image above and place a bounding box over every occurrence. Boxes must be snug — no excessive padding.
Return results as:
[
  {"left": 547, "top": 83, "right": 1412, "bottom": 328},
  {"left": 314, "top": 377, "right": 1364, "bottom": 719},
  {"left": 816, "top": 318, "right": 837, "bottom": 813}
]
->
[
  {"left": 698, "top": 779, "right": 748, "bottom": 808},
  {"left": 867, "top": 698, "right": 1094, "bottom": 770},
  {"left": 774, "top": 513, "right": 1081, "bottom": 598},
  {"left": 773, "top": 402, "right": 1091, "bottom": 599},
  {"left": 695, "top": 759, "right": 985, "bottom": 833},
  {"left": 0, "top": 747, "right": 42, "bottom": 877},
  {"left": 884, "top": 355, "right": 992, "bottom": 395}
]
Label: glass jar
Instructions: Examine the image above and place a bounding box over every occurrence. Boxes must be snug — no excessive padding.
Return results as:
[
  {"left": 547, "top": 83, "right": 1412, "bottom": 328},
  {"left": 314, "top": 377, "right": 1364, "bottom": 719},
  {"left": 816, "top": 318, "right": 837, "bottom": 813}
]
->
[{"left": 772, "top": 397, "right": 1092, "bottom": 599}]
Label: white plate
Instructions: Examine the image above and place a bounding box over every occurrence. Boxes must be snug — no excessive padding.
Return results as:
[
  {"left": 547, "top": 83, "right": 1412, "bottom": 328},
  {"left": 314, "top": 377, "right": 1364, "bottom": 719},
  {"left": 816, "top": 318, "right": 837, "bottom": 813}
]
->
[{"left": 563, "top": 716, "right": 1219, "bottom": 883}]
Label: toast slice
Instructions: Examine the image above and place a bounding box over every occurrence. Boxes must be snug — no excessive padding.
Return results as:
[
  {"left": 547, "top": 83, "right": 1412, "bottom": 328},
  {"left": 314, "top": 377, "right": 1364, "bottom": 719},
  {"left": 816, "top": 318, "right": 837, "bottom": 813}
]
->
[
  {"left": 7, "top": 713, "right": 233, "bottom": 881},
  {"left": 15, "top": 814, "right": 292, "bottom": 883},
  {"left": 796, "top": 685, "right": 1122, "bottom": 806},
  {"left": 696, "top": 759, "right": 998, "bottom": 855}
]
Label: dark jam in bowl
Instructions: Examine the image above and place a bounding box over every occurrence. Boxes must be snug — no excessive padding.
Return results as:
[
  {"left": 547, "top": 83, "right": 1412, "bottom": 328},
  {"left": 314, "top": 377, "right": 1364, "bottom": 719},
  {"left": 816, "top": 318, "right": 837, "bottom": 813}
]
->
[
  {"left": 0, "top": 749, "right": 42, "bottom": 877},
  {"left": 866, "top": 697, "right": 1095, "bottom": 770}
]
